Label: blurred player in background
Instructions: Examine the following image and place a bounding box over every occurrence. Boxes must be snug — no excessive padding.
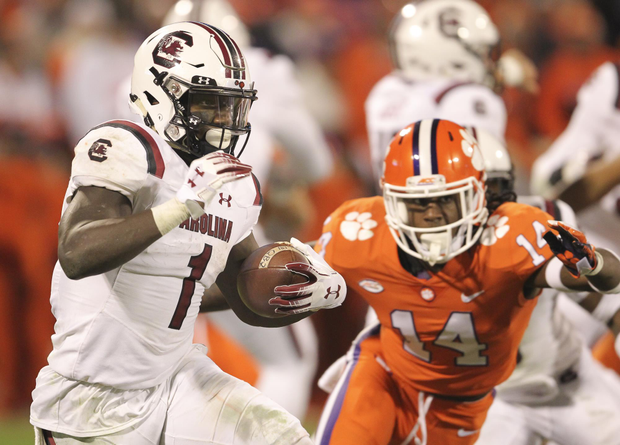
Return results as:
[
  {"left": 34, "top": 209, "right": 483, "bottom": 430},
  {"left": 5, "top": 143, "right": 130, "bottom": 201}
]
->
[
  {"left": 365, "top": 0, "right": 537, "bottom": 191},
  {"left": 313, "top": 118, "right": 620, "bottom": 445},
  {"left": 161, "top": 0, "right": 335, "bottom": 420},
  {"left": 473, "top": 129, "right": 620, "bottom": 445},
  {"left": 30, "top": 22, "right": 346, "bottom": 444},
  {"left": 531, "top": 61, "right": 620, "bottom": 368}
]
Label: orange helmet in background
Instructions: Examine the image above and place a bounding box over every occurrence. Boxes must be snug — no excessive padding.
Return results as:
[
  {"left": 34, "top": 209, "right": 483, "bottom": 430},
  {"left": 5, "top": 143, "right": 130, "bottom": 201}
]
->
[{"left": 382, "top": 119, "right": 488, "bottom": 265}]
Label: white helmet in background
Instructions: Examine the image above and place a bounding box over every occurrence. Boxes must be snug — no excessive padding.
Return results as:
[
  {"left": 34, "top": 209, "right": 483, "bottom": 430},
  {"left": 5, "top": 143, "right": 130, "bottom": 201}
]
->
[
  {"left": 130, "top": 21, "right": 256, "bottom": 158},
  {"left": 469, "top": 127, "right": 512, "bottom": 184},
  {"left": 468, "top": 126, "right": 515, "bottom": 208},
  {"left": 163, "top": 0, "right": 250, "bottom": 48},
  {"left": 389, "top": 0, "right": 500, "bottom": 86}
]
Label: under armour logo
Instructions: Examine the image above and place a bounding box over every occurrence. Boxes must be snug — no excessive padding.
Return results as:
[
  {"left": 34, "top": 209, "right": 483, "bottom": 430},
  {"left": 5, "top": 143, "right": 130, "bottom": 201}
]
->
[
  {"left": 187, "top": 178, "right": 196, "bottom": 188},
  {"left": 324, "top": 285, "right": 341, "bottom": 300},
  {"left": 219, "top": 193, "right": 232, "bottom": 207},
  {"left": 192, "top": 75, "right": 216, "bottom": 85},
  {"left": 195, "top": 167, "right": 204, "bottom": 177}
]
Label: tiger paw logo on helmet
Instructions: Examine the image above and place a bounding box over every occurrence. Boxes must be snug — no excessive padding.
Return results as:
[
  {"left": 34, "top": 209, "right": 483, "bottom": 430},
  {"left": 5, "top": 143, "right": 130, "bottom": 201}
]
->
[
  {"left": 459, "top": 129, "right": 485, "bottom": 171},
  {"left": 340, "top": 212, "right": 378, "bottom": 241},
  {"left": 480, "top": 215, "right": 510, "bottom": 246}
]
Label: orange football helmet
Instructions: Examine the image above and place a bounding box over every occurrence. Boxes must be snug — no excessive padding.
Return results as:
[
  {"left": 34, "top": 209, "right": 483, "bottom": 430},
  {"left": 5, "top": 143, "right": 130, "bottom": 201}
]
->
[{"left": 382, "top": 119, "right": 488, "bottom": 264}]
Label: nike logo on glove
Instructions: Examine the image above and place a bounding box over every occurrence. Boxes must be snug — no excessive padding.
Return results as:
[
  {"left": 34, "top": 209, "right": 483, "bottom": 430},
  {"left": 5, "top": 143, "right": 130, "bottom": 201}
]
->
[
  {"left": 461, "top": 290, "right": 485, "bottom": 303},
  {"left": 457, "top": 428, "right": 480, "bottom": 437}
]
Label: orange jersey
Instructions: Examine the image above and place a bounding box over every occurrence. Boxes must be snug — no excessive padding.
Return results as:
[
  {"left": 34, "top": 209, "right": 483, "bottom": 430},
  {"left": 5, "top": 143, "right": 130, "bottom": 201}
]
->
[{"left": 316, "top": 197, "right": 554, "bottom": 396}]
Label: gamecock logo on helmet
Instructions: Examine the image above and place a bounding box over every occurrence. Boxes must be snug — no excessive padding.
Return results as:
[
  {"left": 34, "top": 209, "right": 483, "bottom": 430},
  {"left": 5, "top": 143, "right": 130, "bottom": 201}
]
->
[
  {"left": 438, "top": 7, "right": 462, "bottom": 38},
  {"left": 88, "top": 138, "right": 112, "bottom": 162},
  {"left": 153, "top": 31, "right": 194, "bottom": 68}
]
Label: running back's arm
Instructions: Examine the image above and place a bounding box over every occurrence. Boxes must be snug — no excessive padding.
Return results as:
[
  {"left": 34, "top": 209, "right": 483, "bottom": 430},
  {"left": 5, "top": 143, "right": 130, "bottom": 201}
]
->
[{"left": 58, "top": 186, "right": 162, "bottom": 280}]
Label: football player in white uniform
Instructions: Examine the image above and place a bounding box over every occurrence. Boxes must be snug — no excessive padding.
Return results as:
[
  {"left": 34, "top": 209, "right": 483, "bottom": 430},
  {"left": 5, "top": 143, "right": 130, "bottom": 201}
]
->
[
  {"left": 366, "top": 0, "right": 537, "bottom": 190},
  {"left": 163, "top": 0, "right": 334, "bottom": 420},
  {"left": 474, "top": 130, "right": 620, "bottom": 445},
  {"left": 530, "top": 61, "right": 620, "bottom": 350},
  {"left": 366, "top": 0, "right": 504, "bottom": 188},
  {"left": 30, "top": 22, "right": 346, "bottom": 445}
]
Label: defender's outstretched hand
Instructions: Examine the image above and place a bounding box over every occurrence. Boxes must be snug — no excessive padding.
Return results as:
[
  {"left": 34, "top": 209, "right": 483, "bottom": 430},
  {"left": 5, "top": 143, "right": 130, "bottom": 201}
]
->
[
  {"left": 269, "top": 238, "right": 346, "bottom": 315},
  {"left": 177, "top": 152, "right": 252, "bottom": 218},
  {"left": 543, "top": 220, "right": 601, "bottom": 278}
]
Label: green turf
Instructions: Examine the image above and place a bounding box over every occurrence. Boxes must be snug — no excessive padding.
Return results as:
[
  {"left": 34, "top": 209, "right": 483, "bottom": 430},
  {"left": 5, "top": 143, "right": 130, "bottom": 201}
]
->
[
  {"left": 0, "top": 410, "right": 320, "bottom": 444},
  {"left": 0, "top": 415, "right": 33, "bottom": 445}
]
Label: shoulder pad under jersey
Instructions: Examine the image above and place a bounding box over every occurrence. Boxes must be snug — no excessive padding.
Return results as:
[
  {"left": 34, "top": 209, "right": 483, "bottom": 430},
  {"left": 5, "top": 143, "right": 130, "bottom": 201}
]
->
[{"left": 71, "top": 120, "right": 166, "bottom": 201}]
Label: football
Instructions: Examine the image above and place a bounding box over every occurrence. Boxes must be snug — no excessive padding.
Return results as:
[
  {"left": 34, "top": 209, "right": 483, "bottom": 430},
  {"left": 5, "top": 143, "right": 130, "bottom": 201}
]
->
[{"left": 237, "top": 242, "right": 310, "bottom": 318}]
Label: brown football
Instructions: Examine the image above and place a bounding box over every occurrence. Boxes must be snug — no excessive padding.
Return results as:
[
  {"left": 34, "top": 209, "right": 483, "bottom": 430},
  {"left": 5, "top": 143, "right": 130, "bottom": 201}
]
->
[{"left": 237, "top": 242, "right": 309, "bottom": 318}]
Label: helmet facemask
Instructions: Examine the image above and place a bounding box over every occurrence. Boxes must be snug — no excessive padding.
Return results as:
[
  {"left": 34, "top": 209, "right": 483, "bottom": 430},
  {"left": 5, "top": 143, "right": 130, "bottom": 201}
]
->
[
  {"left": 158, "top": 74, "right": 256, "bottom": 158},
  {"left": 384, "top": 175, "right": 488, "bottom": 265}
]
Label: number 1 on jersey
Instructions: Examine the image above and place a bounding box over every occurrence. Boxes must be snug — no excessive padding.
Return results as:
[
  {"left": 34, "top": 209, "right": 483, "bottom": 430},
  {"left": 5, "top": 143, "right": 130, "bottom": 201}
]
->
[
  {"left": 516, "top": 221, "right": 547, "bottom": 266},
  {"left": 169, "top": 244, "right": 212, "bottom": 330}
]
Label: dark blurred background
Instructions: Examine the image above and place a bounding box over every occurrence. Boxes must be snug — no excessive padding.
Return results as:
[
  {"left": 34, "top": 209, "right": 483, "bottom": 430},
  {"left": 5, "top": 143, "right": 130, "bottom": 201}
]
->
[{"left": 1, "top": 0, "right": 619, "bottom": 441}]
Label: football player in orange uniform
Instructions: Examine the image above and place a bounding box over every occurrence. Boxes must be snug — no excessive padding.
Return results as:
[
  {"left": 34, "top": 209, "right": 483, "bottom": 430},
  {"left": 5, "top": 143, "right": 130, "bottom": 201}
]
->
[{"left": 313, "top": 119, "right": 620, "bottom": 445}]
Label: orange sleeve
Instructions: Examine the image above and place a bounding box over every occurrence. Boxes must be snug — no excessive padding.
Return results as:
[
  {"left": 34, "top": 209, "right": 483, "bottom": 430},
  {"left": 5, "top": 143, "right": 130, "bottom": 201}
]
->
[{"left": 495, "top": 203, "right": 555, "bottom": 282}]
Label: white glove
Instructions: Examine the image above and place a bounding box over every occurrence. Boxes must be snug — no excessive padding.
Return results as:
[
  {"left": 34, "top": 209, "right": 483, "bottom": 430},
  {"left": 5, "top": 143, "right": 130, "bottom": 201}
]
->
[
  {"left": 497, "top": 49, "right": 539, "bottom": 93},
  {"left": 615, "top": 334, "right": 620, "bottom": 358},
  {"left": 177, "top": 151, "right": 252, "bottom": 218},
  {"left": 269, "top": 237, "right": 347, "bottom": 315}
]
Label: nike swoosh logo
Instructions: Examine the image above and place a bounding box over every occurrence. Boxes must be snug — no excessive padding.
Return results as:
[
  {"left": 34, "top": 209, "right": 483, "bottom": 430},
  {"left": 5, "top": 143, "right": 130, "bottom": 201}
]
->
[
  {"left": 457, "top": 428, "right": 480, "bottom": 437},
  {"left": 461, "top": 290, "right": 485, "bottom": 303}
]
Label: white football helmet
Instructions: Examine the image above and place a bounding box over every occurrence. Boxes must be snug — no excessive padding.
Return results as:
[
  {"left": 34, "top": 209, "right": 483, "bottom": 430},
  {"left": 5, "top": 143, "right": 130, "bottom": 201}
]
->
[
  {"left": 163, "top": 0, "right": 250, "bottom": 48},
  {"left": 468, "top": 127, "right": 515, "bottom": 211},
  {"left": 130, "top": 21, "right": 256, "bottom": 157},
  {"left": 389, "top": 0, "right": 500, "bottom": 86},
  {"left": 469, "top": 126, "right": 513, "bottom": 189}
]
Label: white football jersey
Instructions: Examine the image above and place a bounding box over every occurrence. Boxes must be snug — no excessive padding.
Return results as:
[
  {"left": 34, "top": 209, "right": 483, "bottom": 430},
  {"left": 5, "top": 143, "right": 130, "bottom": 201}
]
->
[
  {"left": 365, "top": 73, "right": 506, "bottom": 184},
  {"left": 45, "top": 120, "right": 261, "bottom": 390},
  {"left": 495, "top": 196, "right": 583, "bottom": 403},
  {"left": 531, "top": 62, "right": 620, "bottom": 207}
]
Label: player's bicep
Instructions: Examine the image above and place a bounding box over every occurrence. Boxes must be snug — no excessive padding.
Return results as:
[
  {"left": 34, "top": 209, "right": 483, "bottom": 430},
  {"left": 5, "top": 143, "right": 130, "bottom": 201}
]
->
[
  {"left": 59, "top": 186, "right": 132, "bottom": 248},
  {"left": 58, "top": 186, "right": 134, "bottom": 278}
]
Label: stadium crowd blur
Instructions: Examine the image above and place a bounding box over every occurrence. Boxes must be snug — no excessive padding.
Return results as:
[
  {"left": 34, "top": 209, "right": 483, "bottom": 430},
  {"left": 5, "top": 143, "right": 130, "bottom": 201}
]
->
[{"left": 2, "top": 0, "right": 620, "bottom": 424}]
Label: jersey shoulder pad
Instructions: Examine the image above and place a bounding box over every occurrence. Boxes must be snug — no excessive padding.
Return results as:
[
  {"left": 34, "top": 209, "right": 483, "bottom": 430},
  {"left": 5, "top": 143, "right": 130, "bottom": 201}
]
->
[
  {"left": 577, "top": 62, "right": 620, "bottom": 111},
  {"left": 365, "top": 74, "right": 405, "bottom": 106},
  {"left": 316, "top": 197, "right": 386, "bottom": 270},
  {"left": 71, "top": 120, "right": 166, "bottom": 199},
  {"left": 437, "top": 82, "right": 505, "bottom": 111},
  {"left": 481, "top": 202, "right": 554, "bottom": 277},
  {"left": 322, "top": 196, "right": 385, "bottom": 236},
  {"left": 436, "top": 83, "right": 506, "bottom": 137}
]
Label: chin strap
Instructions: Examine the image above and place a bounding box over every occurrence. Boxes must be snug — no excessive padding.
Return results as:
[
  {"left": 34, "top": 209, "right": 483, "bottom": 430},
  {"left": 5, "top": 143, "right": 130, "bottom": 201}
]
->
[{"left": 129, "top": 94, "right": 155, "bottom": 129}]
